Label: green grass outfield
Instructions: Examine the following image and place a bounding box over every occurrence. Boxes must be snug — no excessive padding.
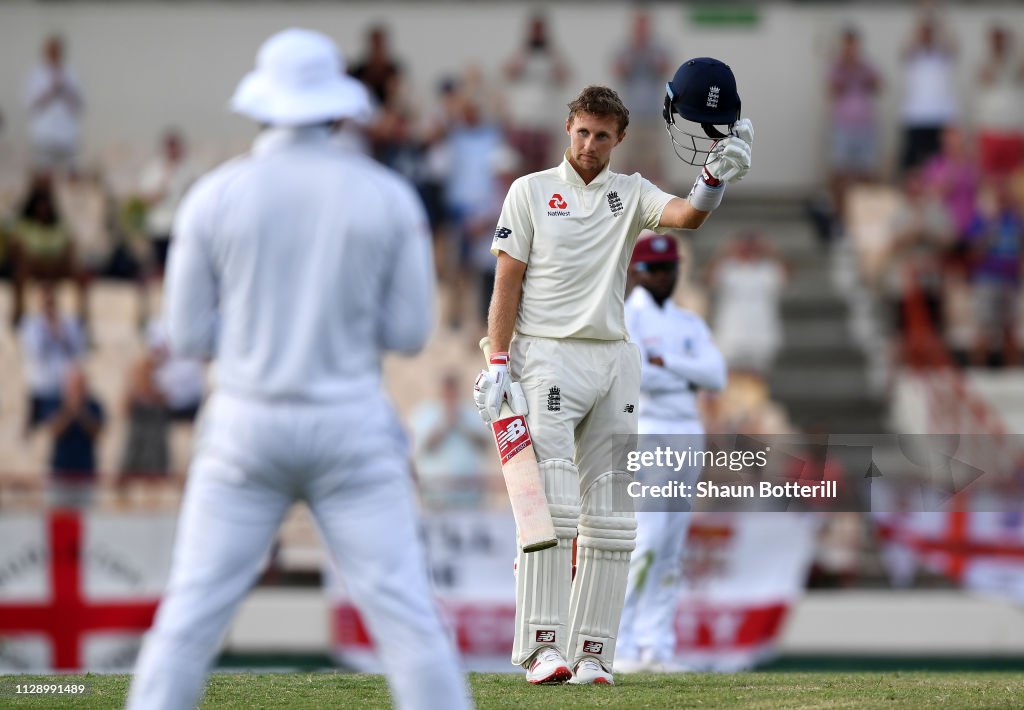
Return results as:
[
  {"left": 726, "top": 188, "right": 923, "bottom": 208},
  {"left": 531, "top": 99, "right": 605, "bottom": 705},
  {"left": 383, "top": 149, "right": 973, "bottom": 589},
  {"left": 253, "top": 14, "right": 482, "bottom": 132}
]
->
[{"left": 2, "top": 672, "right": 1024, "bottom": 709}]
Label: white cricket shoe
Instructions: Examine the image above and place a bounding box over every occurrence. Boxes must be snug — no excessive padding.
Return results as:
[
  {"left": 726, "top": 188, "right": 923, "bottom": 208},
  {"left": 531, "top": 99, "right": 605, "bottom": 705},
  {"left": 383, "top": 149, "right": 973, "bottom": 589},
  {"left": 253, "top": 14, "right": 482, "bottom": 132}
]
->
[
  {"left": 524, "top": 646, "right": 572, "bottom": 685},
  {"left": 568, "top": 657, "right": 614, "bottom": 685}
]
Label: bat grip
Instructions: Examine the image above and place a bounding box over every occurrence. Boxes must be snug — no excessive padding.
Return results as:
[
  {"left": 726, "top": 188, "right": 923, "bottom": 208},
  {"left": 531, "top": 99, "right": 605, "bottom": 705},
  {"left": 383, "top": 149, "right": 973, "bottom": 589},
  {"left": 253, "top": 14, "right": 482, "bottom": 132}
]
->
[{"left": 479, "top": 337, "right": 516, "bottom": 418}]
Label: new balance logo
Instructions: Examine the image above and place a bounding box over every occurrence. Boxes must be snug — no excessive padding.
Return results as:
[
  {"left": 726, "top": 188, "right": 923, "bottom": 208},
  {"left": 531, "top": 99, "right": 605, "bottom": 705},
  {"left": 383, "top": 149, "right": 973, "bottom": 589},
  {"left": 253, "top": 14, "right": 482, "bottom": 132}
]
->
[
  {"left": 536, "top": 630, "right": 556, "bottom": 643},
  {"left": 494, "top": 226, "right": 512, "bottom": 240},
  {"left": 606, "top": 191, "right": 623, "bottom": 217},
  {"left": 496, "top": 418, "right": 527, "bottom": 447},
  {"left": 547, "top": 386, "right": 561, "bottom": 412},
  {"left": 623, "top": 404, "right": 634, "bottom": 413},
  {"left": 582, "top": 640, "right": 604, "bottom": 655},
  {"left": 707, "top": 85, "right": 720, "bottom": 109},
  {"left": 492, "top": 415, "right": 532, "bottom": 465}
]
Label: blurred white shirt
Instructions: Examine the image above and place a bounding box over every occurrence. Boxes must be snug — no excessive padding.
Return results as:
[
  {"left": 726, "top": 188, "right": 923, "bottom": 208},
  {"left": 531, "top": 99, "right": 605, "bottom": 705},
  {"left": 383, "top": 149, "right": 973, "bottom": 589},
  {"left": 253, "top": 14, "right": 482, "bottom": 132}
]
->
[
  {"left": 165, "top": 125, "right": 435, "bottom": 402},
  {"left": 712, "top": 258, "right": 786, "bottom": 373},
  {"left": 491, "top": 154, "right": 673, "bottom": 340},
  {"left": 626, "top": 285, "right": 726, "bottom": 423},
  {"left": 25, "top": 63, "right": 83, "bottom": 155},
  {"left": 139, "top": 157, "right": 200, "bottom": 237},
  {"left": 18, "top": 313, "right": 87, "bottom": 397}
]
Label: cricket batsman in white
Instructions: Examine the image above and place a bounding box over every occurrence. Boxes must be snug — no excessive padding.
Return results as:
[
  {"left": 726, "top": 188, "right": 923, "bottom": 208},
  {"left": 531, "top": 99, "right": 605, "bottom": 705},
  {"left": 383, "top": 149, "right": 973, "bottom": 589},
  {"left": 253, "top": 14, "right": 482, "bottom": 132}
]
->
[
  {"left": 616, "top": 232, "right": 727, "bottom": 672},
  {"left": 126, "top": 29, "right": 471, "bottom": 710},
  {"left": 473, "top": 58, "right": 753, "bottom": 685}
]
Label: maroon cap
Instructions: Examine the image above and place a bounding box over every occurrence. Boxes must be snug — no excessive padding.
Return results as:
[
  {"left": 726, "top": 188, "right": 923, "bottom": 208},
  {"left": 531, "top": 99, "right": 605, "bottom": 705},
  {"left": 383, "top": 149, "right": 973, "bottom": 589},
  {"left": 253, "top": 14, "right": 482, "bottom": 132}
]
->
[{"left": 631, "top": 232, "right": 679, "bottom": 266}]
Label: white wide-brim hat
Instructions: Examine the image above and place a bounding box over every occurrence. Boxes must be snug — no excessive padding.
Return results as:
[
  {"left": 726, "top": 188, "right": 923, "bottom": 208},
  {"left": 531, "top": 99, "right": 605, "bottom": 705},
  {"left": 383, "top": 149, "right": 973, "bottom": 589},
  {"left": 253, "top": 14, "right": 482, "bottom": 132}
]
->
[{"left": 231, "top": 28, "right": 373, "bottom": 126}]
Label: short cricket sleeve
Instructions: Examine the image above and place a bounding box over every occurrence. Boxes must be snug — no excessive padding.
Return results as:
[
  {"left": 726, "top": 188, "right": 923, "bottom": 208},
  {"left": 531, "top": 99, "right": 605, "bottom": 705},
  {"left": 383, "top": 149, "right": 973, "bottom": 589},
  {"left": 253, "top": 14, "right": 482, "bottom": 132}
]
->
[
  {"left": 637, "top": 176, "right": 675, "bottom": 232},
  {"left": 491, "top": 176, "right": 534, "bottom": 262}
]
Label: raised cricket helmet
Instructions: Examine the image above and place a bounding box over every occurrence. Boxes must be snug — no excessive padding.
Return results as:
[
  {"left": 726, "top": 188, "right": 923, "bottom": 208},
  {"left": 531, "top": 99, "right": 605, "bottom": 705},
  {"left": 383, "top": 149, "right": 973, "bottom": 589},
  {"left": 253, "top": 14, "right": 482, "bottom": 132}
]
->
[{"left": 663, "top": 57, "right": 741, "bottom": 166}]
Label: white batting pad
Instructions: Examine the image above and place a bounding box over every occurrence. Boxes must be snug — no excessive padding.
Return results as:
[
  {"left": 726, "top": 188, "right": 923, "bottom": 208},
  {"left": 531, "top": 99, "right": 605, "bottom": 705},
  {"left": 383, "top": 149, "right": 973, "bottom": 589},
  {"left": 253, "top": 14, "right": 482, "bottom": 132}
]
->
[
  {"left": 567, "top": 472, "right": 637, "bottom": 670},
  {"left": 511, "top": 459, "right": 580, "bottom": 666}
]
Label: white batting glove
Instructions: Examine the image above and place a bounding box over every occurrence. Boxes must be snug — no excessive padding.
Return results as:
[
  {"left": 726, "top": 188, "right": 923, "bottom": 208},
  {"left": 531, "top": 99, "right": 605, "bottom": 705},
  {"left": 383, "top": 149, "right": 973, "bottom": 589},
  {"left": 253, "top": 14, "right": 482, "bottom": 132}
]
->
[
  {"left": 473, "top": 352, "right": 528, "bottom": 423},
  {"left": 704, "top": 118, "right": 754, "bottom": 184}
]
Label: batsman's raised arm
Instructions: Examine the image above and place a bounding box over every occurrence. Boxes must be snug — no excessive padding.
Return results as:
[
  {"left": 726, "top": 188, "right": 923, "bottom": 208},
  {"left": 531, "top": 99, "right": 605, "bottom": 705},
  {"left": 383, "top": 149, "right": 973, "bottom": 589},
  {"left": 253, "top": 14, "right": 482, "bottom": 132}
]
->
[{"left": 657, "top": 196, "right": 710, "bottom": 231}]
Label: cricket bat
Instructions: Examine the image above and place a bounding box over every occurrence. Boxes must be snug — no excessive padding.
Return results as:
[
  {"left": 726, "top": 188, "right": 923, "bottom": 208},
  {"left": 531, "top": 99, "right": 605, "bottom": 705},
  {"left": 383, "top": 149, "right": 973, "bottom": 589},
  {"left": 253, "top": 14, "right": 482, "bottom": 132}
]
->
[{"left": 480, "top": 337, "right": 558, "bottom": 553}]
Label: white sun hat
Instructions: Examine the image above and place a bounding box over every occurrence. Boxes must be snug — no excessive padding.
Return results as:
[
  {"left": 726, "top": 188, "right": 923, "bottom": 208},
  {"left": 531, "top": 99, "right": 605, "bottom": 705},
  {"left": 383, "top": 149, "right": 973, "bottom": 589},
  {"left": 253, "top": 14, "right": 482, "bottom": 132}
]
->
[{"left": 231, "top": 28, "right": 372, "bottom": 126}]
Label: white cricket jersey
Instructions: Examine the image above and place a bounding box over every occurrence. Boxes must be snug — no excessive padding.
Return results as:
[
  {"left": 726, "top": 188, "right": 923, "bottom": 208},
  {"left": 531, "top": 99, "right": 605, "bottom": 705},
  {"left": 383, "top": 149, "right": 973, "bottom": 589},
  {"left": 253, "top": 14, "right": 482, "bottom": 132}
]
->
[
  {"left": 491, "top": 152, "right": 674, "bottom": 340},
  {"left": 625, "top": 285, "right": 726, "bottom": 423},
  {"left": 165, "top": 125, "right": 435, "bottom": 403}
]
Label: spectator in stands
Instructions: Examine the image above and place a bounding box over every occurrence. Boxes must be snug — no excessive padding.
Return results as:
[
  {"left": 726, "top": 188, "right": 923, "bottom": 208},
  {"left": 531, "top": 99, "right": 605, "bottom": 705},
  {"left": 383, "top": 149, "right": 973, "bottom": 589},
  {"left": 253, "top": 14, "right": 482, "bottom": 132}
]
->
[
  {"left": 706, "top": 232, "right": 790, "bottom": 377},
  {"left": 612, "top": 7, "right": 671, "bottom": 181},
  {"left": 119, "top": 350, "right": 170, "bottom": 479},
  {"left": 965, "top": 181, "right": 1024, "bottom": 367},
  {"left": 138, "top": 129, "right": 198, "bottom": 273},
  {"left": 55, "top": 169, "right": 113, "bottom": 283},
  {"left": 884, "top": 168, "right": 954, "bottom": 345},
  {"left": 974, "top": 25, "right": 1024, "bottom": 180},
  {"left": 8, "top": 174, "right": 89, "bottom": 327},
  {"left": 136, "top": 129, "right": 199, "bottom": 323},
  {"left": 826, "top": 26, "right": 883, "bottom": 226},
  {"left": 351, "top": 24, "right": 411, "bottom": 161},
  {"left": 415, "top": 75, "right": 464, "bottom": 240},
  {"left": 145, "top": 317, "right": 205, "bottom": 421},
  {"left": 470, "top": 144, "right": 520, "bottom": 337},
  {"left": 349, "top": 24, "right": 403, "bottom": 108},
  {"left": 410, "top": 372, "right": 493, "bottom": 508},
  {"left": 48, "top": 366, "right": 104, "bottom": 506},
  {"left": 899, "top": 11, "right": 959, "bottom": 174},
  {"left": 503, "top": 12, "right": 570, "bottom": 174},
  {"left": 921, "top": 125, "right": 981, "bottom": 246},
  {"left": 18, "top": 281, "right": 87, "bottom": 434},
  {"left": 442, "top": 86, "right": 505, "bottom": 331},
  {"left": 24, "top": 35, "right": 84, "bottom": 176}
]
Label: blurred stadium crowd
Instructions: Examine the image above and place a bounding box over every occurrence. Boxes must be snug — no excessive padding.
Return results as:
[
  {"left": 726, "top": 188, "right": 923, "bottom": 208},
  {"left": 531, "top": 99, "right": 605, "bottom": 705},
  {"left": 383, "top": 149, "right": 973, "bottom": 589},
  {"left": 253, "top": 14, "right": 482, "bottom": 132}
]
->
[{"left": 0, "top": 1, "right": 1022, "bottom": 597}]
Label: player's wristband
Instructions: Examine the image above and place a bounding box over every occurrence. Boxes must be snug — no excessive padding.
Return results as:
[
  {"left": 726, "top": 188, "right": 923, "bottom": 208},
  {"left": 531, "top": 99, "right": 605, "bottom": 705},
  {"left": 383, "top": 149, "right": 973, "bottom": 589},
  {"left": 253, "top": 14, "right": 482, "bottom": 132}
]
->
[
  {"left": 489, "top": 352, "right": 509, "bottom": 367},
  {"left": 688, "top": 174, "right": 725, "bottom": 212}
]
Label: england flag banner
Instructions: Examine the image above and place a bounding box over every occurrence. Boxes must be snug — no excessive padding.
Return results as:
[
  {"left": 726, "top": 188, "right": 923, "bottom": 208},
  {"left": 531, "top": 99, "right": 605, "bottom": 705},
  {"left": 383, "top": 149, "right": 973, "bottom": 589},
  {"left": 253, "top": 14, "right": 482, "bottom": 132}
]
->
[
  {"left": 672, "top": 513, "right": 818, "bottom": 671},
  {"left": 0, "top": 511, "right": 175, "bottom": 671},
  {"left": 328, "top": 510, "right": 817, "bottom": 671}
]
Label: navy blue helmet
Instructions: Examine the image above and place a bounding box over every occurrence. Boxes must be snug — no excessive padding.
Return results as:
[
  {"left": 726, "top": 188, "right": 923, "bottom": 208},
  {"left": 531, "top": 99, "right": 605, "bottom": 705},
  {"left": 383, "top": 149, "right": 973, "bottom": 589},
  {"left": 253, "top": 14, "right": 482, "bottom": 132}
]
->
[{"left": 663, "top": 57, "right": 741, "bottom": 166}]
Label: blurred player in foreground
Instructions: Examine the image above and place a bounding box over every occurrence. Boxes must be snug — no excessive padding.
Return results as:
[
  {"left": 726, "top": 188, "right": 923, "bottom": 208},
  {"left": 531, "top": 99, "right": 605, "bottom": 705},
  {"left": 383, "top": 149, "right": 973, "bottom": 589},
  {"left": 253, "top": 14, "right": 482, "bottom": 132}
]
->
[
  {"left": 126, "top": 29, "right": 471, "bottom": 710},
  {"left": 474, "top": 59, "right": 753, "bottom": 685},
  {"left": 616, "top": 232, "right": 726, "bottom": 672}
]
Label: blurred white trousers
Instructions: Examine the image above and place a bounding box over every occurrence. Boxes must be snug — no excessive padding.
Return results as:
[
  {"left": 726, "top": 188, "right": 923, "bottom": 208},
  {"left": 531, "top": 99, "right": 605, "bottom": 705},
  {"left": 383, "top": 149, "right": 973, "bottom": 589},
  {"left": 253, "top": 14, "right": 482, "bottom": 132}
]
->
[
  {"left": 126, "top": 392, "right": 471, "bottom": 710},
  {"left": 617, "top": 420, "right": 704, "bottom": 663}
]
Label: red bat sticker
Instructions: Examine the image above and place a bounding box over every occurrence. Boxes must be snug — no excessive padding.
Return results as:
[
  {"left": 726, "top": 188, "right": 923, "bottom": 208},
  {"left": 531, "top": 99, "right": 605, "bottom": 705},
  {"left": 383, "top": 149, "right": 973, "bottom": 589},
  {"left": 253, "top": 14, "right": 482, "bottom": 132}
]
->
[{"left": 492, "top": 415, "right": 532, "bottom": 465}]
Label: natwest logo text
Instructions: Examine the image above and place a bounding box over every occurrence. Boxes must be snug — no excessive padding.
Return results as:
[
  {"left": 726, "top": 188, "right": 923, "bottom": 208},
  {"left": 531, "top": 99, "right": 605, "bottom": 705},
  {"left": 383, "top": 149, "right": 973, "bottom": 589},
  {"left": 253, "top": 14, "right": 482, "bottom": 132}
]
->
[{"left": 547, "top": 193, "right": 570, "bottom": 217}]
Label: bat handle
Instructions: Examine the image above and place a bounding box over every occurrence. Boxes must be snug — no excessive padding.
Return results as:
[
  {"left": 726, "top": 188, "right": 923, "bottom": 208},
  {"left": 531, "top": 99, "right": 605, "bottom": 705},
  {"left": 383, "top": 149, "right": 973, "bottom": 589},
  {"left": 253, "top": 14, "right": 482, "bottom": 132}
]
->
[{"left": 480, "top": 336, "right": 516, "bottom": 419}]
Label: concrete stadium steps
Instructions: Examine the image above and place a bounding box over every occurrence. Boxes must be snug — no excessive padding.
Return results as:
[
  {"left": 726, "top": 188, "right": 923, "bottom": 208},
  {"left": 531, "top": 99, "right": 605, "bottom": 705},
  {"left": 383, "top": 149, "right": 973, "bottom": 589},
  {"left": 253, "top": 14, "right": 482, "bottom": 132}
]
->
[{"left": 690, "top": 200, "right": 888, "bottom": 437}]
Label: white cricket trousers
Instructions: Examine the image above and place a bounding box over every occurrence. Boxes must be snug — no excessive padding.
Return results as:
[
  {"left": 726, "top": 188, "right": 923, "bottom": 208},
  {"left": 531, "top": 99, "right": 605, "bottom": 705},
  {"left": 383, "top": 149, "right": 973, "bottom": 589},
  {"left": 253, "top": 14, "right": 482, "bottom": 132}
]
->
[
  {"left": 617, "top": 418, "right": 704, "bottom": 663},
  {"left": 126, "top": 391, "right": 471, "bottom": 710}
]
